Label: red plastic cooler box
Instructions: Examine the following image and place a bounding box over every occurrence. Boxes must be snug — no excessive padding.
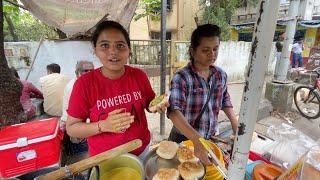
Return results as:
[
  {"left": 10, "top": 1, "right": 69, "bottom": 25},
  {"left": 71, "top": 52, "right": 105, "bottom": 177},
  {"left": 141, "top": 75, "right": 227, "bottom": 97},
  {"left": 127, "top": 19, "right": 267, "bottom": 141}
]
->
[{"left": 0, "top": 118, "right": 63, "bottom": 178}]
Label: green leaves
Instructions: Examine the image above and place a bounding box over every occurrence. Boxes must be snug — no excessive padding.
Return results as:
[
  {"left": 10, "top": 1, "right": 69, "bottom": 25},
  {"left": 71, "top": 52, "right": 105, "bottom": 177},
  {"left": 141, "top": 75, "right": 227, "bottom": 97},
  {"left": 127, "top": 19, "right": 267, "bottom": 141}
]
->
[
  {"left": 3, "top": 2, "right": 58, "bottom": 41},
  {"left": 134, "top": 0, "right": 161, "bottom": 21},
  {"left": 3, "top": 1, "right": 20, "bottom": 23},
  {"left": 198, "top": 0, "right": 259, "bottom": 40}
]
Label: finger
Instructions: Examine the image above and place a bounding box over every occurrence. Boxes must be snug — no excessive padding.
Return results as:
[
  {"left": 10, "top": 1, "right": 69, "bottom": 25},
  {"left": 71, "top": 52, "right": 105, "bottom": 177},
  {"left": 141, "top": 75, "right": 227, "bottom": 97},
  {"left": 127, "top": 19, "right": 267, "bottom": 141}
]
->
[
  {"left": 123, "top": 118, "right": 134, "bottom": 125},
  {"left": 122, "top": 124, "right": 131, "bottom": 129},
  {"left": 109, "top": 112, "right": 132, "bottom": 122},
  {"left": 112, "top": 115, "right": 134, "bottom": 125},
  {"left": 108, "top": 108, "right": 126, "bottom": 115},
  {"left": 149, "top": 106, "right": 157, "bottom": 113},
  {"left": 114, "top": 117, "right": 134, "bottom": 128},
  {"left": 115, "top": 124, "right": 130, "bottom": 132},
  {"left": 160, "top": 105, "right": 167, "bottom": 112},
  {"left": 116, "top": 120, "right": 133, "bottom": 128},
  {"left": 114, "top": 124, "right": 123, "bottom": 132},
  {"left": 164, "top": 101, "right": 170, "bottom": 107},
  {"left": 156, "top": 105, "right": 163, "bottom": 113}
]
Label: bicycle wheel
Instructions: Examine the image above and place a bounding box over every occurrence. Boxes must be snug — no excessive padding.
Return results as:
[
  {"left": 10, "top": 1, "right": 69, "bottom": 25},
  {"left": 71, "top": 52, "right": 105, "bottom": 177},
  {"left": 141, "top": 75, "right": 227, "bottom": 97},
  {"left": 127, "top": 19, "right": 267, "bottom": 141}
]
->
[{"left": 294, "top": 86, "right": 320, "bottom": 119}]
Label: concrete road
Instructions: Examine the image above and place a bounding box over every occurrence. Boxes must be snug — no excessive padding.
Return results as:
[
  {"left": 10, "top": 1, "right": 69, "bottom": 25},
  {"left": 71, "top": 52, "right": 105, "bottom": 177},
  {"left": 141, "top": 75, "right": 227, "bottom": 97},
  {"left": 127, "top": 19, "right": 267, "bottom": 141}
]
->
[{"left": 225, "top": 82, "right": 320, "bottom": 141}]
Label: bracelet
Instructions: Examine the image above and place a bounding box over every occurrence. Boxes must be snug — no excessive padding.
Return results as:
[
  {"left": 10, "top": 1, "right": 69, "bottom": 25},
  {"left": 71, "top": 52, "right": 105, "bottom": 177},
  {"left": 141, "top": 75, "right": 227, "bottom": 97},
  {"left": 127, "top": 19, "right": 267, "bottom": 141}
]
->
[{"left": 97, "top": 121, "right": 103, "bottom": 133}]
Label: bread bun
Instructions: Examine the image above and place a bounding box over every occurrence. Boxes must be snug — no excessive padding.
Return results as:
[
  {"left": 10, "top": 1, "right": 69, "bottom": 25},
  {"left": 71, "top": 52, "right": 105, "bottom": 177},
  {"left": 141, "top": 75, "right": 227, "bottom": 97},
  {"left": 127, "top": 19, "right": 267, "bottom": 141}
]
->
[
  {"left": 178, "top": 162, "right": 204, "bottom": 180},
  {"left": 149, "top": 94, "right": 166, "bottom": 112},
  {"left": 152, "top": 168, "right": 179, "bottom": 180},
  {"left": 177, "top": 146, "right": 199, "bottom": 163},
  {"left": 156, "top": 140, "right": 179, "bottom": 159}
]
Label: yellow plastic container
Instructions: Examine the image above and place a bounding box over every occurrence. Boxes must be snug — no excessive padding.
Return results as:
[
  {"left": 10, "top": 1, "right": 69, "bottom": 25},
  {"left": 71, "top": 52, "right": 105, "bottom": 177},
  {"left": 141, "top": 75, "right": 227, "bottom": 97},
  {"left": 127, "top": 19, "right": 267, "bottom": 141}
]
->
[{"left": 182, "top": 140, "right": 225, "bottom": 180}]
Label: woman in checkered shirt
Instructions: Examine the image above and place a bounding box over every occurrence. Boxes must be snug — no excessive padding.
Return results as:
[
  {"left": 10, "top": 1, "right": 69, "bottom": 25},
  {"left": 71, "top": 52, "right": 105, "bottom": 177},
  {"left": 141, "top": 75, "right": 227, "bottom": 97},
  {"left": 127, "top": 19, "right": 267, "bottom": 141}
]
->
[{"left": 167, "top": 24, "right": 238, "bottom": 166}]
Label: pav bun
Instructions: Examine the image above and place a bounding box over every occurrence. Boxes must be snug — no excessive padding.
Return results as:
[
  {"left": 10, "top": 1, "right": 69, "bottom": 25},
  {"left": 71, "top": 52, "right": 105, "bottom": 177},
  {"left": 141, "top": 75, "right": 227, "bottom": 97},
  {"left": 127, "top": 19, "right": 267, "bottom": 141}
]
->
[
  {"left": 152, "top": 168, "right": 179, "bottom": 180},
  {"left": 149, "top": 94, "right": 166, "bottom": 112},
  {"left": 156, "top": 140, "right": 179, "bottom": 159},
  {"left": 178, "top": 161, "right": 205, "bottom": 180},
  {"left": 176, "top": 146, "right": 199, "bottom": 163}
]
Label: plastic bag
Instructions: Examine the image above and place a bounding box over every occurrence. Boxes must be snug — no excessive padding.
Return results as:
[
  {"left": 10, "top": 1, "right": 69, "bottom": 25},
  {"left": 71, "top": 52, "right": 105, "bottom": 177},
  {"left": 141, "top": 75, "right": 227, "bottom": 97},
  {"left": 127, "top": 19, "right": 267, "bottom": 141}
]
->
[
  {"left": 278, "top": 139, "right": 320, "bottom": 180},
  {"left": 304, "top": 139, "right": 320, "bottom": 172},
  {"left": 264, "top": 123, "right": 316, "bottom": 169}
]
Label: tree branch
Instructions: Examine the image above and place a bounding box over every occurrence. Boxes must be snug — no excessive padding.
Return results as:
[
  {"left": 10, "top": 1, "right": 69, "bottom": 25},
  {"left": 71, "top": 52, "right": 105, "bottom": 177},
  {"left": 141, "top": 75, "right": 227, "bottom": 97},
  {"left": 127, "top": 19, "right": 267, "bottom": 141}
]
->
[
  {"left": 3, "top": 12, "right": 18, "bottom": 41},
  {"left": 3, "top": 0, "right": 27, "bottom": 10}
]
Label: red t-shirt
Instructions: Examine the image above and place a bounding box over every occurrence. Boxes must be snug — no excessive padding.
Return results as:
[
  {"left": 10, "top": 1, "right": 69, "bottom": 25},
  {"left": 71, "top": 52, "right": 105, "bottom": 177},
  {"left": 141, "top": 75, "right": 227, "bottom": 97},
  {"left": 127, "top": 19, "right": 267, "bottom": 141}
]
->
[{"left": 67, "top": 65, "right": 155, "bottom": 156}]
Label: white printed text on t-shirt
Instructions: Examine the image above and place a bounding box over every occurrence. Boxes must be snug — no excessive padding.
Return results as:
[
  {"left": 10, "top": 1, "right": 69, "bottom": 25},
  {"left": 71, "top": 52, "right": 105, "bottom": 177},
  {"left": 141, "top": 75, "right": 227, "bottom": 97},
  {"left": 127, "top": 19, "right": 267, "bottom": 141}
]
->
[{"left": 96, "top": 91, "right": 142, "bottom": 110}]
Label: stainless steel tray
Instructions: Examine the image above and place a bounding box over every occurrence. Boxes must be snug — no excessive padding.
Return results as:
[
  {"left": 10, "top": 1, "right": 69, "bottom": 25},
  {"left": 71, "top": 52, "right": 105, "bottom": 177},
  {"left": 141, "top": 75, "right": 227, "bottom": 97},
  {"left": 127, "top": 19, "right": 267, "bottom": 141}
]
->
[{"left": 143, "top": 148, "right": 206, "bottom": 180}]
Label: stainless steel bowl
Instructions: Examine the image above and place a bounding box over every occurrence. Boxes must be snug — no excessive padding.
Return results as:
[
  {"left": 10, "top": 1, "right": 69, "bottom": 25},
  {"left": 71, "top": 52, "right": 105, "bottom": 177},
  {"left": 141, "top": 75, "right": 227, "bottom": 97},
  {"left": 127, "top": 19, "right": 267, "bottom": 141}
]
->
[{"left": 89, "top": 153, "right": 145, "bottom": 180}]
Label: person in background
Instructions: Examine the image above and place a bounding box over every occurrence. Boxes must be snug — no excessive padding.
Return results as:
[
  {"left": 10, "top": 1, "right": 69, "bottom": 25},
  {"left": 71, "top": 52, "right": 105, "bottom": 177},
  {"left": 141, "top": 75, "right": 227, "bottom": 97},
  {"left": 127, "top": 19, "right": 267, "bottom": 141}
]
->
[
  {"left": 66, "top": 21, "right": 168, "bottom": 160},
  {"left": 60, "top": 60, "right": 94, "bottom": 130},
  {"left": 292, "top": 38, "right": 304, "bottom": 68},
  {"left": 60, "top": 61, "right": 94, "bottom": 164},
  {"left": 11, "top": 67, "right": 43, "bottom": 120},
  {"left": 40, "top": 63, "right": 70, "bottom": 117},
  {"left": 167, "top": 24, "right": 238, "bottom": 165}
]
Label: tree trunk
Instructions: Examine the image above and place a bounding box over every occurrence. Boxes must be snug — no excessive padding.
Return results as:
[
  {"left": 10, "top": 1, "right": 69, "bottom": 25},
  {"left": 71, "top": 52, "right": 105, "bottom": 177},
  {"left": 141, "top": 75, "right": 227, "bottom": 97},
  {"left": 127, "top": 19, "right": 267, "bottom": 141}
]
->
[
  {"left": 56, "top": 28, "right": 67, "bottom": 39},
  {"left": 4, "top": 12, "right": 18, "bottom": 41},
  {"left": 0, "top": 0, "right": 26, "bottom": 128}
]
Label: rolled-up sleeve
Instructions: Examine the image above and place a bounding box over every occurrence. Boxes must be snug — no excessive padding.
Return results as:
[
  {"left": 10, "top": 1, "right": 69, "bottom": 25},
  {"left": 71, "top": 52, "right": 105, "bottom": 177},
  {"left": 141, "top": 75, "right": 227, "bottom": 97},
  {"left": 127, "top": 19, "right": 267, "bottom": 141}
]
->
[
  {"left": 221, "top": 72, "right": 233, "bottom": 109},
  {"left": 167, "top": 74, "right": 187, "bottom": 116},
  {"left": 222, "top": 86, "right": 233, "bottom": 109}
]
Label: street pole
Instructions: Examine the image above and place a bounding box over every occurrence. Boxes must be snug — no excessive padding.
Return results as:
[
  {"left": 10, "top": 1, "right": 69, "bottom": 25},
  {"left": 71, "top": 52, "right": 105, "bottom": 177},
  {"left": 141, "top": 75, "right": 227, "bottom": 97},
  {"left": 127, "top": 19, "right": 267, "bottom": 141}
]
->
[
  {"left": 274, "top": 0, "right": 301, "bottom": 82},
  {"left": 160, "top": 0, "right": 167, "bottom": 136},
  {"left": 228, "top": 0, "right": 281, "bottom": 179}
]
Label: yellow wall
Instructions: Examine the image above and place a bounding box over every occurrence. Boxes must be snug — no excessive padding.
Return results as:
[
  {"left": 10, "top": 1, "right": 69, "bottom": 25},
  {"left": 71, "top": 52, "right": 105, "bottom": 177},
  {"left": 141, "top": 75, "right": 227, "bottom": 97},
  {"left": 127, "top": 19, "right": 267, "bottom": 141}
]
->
[
  {"left": 176, "top": 0, "right": 200, "bottom": 40},
  {"left": 149, "top": 0, "right": 178, "bottom": 32},
  {"left": 130, "top": 0, "right": 200, "bottom": 41},
  {"left": 303, "top": 28, "right": 318, "bottom": 57},
  {"left": 130, "top": 5, "right": 150, "bottom": 40},
  {"left": 230, "top": 29, "right": 239, "bottom": 41}
]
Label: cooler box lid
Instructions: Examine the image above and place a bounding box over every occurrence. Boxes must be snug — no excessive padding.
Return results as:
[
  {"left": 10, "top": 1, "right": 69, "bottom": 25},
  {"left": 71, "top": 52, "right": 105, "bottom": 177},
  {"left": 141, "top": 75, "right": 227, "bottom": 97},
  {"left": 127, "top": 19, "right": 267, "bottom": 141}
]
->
[{"left": 0, "top": 118, "right": 59, "bottom": 150}]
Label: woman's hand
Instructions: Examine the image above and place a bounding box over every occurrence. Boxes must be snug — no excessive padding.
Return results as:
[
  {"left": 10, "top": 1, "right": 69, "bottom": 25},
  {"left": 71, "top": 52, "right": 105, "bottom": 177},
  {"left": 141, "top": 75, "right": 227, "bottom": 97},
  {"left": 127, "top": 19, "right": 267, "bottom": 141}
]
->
[
  {"left": 99, "top": 108, "right": 134, "bottom": 133},
  {"left": 149, "top": 94, "right": 170, "bottom": 113},
  {"left": 193, "top": 139, "right": 211, "bottom": 166}
]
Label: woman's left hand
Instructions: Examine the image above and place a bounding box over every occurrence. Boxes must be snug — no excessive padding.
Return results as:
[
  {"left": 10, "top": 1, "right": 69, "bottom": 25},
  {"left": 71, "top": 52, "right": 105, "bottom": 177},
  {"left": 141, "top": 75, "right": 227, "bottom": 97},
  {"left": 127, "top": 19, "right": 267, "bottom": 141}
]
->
[
  {"left": 154, "top": 100, "right": 170, "bottom": 113},
  {"left": 149, "top": 94, "right": 170, "bottom": 113}
]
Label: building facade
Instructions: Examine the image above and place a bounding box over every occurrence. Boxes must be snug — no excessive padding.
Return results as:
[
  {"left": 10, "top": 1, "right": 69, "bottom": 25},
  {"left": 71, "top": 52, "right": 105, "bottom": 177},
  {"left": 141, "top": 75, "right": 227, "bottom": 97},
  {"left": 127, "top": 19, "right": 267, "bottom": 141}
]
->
[
  {"left": 130, "top": 0, "right": 201, "bottom": 41},
  {"left": 230, "top": 0, "right": 320, "bottom": 59}
]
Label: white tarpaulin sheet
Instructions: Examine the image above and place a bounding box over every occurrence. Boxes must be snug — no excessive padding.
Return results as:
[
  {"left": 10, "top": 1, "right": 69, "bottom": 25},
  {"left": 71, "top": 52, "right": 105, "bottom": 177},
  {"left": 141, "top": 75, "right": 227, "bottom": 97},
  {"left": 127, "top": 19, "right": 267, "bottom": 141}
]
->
[{"left": 20, "top": 0, "right": 139, "bottom": 36}]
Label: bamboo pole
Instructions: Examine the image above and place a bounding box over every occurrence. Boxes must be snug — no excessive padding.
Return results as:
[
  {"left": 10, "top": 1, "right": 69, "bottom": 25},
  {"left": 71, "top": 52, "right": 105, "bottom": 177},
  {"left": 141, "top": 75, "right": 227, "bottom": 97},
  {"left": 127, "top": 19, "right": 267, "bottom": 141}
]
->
[
  {"left": 25, "top": 37, "right": 44, "bottom": 80},
  {"left": 38, "top": 139, "right": 142, "bottom": 180}
]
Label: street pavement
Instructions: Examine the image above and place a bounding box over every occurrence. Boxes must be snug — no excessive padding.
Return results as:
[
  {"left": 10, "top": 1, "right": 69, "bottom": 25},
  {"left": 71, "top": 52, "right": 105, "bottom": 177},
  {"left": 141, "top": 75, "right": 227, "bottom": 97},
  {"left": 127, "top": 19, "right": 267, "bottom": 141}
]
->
[{"left": 222, "top": 82, "right": 320, "bottom": 141}]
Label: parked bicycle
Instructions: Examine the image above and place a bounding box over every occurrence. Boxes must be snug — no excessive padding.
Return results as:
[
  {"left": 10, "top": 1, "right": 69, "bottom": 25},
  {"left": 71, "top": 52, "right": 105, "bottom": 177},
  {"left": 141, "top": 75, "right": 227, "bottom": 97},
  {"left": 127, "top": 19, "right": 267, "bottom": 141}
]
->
[{"left": 294, "top": 68, "right": 320, "bottom": 119}]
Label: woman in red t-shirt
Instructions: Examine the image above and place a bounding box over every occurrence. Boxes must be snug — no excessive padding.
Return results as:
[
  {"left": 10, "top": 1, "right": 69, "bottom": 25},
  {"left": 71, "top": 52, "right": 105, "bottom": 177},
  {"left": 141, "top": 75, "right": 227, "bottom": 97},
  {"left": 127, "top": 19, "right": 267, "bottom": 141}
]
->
[{"left": 66, "top": 21, "right": 168, "bottom": 159}]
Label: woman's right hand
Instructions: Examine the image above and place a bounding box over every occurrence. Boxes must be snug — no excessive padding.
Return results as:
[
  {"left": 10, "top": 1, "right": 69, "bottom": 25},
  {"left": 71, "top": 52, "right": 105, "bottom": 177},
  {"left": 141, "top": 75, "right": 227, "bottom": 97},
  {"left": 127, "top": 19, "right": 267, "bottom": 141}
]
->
[
  {"left": 99, "top": 108, "right": 134, "bottom": 133},
  {"left": 193, "top": 139, "right": 212, "bottom": 166}
]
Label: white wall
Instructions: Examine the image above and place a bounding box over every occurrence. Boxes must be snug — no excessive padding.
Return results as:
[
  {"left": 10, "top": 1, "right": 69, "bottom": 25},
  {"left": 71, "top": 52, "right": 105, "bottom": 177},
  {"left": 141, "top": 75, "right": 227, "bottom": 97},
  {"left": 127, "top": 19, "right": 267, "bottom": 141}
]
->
[
  {"left": 4, "top": 40, "right": 277, "bottom": 88},
  {"left": 175, "top": 41, "right": 277, "bottom": 82},
  {"left": 4, "top": 41, "right": 102, "bottom": 88},
  {"left": 216, "top": 41, "right": 277, "bottom": 82}
]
